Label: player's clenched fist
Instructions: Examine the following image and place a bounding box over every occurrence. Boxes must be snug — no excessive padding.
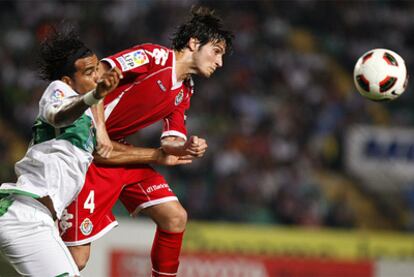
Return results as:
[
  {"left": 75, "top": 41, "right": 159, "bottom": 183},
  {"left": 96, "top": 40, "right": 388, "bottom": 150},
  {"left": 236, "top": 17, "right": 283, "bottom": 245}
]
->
[
  {"left": 185, "top": 136, "right": 208, "bottom": 157},
  {"left": 95, "top": 67, "right": 123, "bottom": 98}
]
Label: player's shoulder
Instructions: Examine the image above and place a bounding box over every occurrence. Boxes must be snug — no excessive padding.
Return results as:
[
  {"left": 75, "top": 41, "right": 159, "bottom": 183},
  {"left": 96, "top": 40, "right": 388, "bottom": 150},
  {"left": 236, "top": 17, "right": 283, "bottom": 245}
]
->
[
  {"left": 43, "top": 80, "right": 77, "bottom": 100},
  {"left": 47, "top": 80, "right": 71, "bottom": 90},
  {"left": 135, "top": 43, "right": 171, "bottom": 52},
  {"left": 128, "top": 43, "right": 171, "bottom": 57},
  {"left": 136, "top": 43, "right": 171, "bottom": 66}
]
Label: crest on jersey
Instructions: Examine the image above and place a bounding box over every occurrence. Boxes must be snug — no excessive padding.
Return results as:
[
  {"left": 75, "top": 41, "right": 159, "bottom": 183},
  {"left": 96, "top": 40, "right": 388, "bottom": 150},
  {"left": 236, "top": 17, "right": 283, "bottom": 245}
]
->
[
  {"left": 175, "top": 90, "right": 184, "bottom": 106},
  {"left": 80, "top": 218, "right": 93, "bottom": 236},
  {"left": 51, "top": 89, "right": 65, "bottom": 102},
  {"left": 116, "top": 49, "right": 149, "bottom": 71}
]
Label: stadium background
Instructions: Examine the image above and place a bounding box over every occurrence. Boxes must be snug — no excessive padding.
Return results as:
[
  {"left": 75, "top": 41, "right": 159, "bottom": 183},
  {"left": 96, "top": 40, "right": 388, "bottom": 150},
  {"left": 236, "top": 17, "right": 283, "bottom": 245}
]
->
[{"left": 1, "top": 0, "right": 414, "bottom": 276}]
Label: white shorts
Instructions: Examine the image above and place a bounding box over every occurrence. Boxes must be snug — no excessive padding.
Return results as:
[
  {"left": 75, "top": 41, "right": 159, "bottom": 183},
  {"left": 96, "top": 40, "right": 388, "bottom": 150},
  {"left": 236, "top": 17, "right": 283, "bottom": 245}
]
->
[{"left": 0, "top": 195, "right": 80, "bottom": 277}]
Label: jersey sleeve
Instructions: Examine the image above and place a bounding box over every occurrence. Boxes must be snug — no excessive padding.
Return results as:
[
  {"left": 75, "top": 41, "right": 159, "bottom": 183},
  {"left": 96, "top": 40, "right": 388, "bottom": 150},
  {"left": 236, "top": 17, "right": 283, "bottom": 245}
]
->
[
  {"left": 161, "top": 91, "right": 191, "bottom": 141},
  {"left": 101, "top": 46, "right": 151, "bottom": 76},
  {"left": 38, "top": 81, "right": 79, "bottom": 125}
]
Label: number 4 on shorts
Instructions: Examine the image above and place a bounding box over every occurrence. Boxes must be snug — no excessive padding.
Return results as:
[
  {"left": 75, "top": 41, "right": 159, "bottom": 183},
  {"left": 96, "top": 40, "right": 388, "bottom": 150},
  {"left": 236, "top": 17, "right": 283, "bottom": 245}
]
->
[{"left": 84, "top": 190, "right": 95, "bottom": 213}]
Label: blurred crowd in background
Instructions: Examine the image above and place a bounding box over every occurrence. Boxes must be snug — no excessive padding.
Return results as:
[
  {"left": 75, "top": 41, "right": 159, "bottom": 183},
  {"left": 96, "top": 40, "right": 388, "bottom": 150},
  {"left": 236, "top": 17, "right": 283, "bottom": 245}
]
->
[{"left": 1, "top": 0, "right": 414, "bottom": 231}]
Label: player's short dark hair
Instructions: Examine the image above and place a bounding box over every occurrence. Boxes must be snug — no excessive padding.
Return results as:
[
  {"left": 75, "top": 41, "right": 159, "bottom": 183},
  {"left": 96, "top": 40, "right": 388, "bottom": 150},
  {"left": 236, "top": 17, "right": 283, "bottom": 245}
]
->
[
  {"left": 38, "top": 25, "right": 94, "bottom": 81},
  {"left": 172, "top": 6, "right": 233, "bottom": 53}
]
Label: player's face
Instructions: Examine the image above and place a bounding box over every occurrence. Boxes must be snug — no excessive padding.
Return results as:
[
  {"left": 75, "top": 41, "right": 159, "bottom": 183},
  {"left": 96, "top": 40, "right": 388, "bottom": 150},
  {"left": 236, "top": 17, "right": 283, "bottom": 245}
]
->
[
  {"left": 194, "top": 40, "right": 226, "bottom": 78},
  {"left": 70, "top": 54, "right": 100, "bottom": 94}
]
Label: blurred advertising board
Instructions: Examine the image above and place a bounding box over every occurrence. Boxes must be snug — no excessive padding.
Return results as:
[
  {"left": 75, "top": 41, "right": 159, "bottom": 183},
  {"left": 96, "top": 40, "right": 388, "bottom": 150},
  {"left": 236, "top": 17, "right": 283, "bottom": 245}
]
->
[
  {"left": 81, "top": 219, "right": 414, "bottom": 277},
  {"left": 184, "top": 222, "right": 414, "bottom": 261},
  {"left": 110, "top": 250, "right": 373, "bottom": 277},
  {"left": 345, "top": 125, "right": 414, "bottom": 191}
]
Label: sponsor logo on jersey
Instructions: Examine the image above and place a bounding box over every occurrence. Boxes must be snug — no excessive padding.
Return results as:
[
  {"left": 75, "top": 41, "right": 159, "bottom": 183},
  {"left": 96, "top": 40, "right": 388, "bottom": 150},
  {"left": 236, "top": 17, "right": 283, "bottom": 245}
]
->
[
  {"left": 59, "top": 209, "right": 73, "bottom": 235},
  {"left": 116, "top": 49, "right": 149, "bottom": 71},
  {"left": 175, "top": 90, "right": 184, "bottom": 106},
  {"left": 145, "top": 48, "right": 168, "bottom": 66},
  {"left": 157, "top": 80, "right": 167, "bottom": 92},
  {"left": 146, "top": 183, "right": 170, "bottom": 194},
  {"left": 80, "top": 218, "right": 93, "bottom": 236},
  {"left": 51, "top": 89, "right": 65, "bottom": 101}
]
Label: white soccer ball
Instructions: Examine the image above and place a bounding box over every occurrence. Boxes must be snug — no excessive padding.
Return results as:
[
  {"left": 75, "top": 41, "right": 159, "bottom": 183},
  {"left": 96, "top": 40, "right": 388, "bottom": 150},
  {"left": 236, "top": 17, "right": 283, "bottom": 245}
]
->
[{"left": 353, "top": 48, "right": 408, "bottom": 101}]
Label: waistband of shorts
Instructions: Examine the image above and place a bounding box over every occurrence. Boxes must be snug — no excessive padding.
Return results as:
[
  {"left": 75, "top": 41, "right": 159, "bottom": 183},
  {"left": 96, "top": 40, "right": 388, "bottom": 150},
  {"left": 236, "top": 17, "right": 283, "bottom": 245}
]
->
[{"left": 12, "top": 194, "right": 53, "bottom": 218}]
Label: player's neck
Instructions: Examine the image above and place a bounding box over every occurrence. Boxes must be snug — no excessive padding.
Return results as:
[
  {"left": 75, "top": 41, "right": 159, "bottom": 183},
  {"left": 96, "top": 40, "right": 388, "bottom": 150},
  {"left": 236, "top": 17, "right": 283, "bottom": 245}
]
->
[{"left": 174, "top": 50, "right": 194, "bottom": 82}]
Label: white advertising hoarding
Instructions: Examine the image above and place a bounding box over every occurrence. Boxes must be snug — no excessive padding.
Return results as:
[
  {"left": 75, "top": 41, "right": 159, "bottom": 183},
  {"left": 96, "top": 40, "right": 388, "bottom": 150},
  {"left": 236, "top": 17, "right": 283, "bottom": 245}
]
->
[{"left": 345, "top": 125, "right": 414, "bottom": 192}]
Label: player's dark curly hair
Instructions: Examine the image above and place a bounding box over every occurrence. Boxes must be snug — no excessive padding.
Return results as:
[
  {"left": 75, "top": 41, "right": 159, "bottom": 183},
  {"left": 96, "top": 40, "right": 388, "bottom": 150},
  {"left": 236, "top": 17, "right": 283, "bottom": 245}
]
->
[
  {"left": 38, "top": 25, "right": 94, "bottom": 81},
  {"left": 172, "top": 6, "right": 233, "bottom": 53}
]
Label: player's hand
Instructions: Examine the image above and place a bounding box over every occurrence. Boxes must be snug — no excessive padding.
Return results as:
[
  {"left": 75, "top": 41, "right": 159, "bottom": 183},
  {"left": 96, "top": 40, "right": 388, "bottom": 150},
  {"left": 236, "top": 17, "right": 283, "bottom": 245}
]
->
[
  {"left": 95, "top": 123, "right": 113, "bottom": 158},
  {"left": 183, "top": 136, "right": 208, "bottom": 158},
  {"left": 156, "top": 149, "right": 194, "bottom": 166},
  {"left": 161, "top": 136, "right": 207, "bottom": 157},
  {"left": 94, "top": 67, "right": 123, "bottom": 99}
]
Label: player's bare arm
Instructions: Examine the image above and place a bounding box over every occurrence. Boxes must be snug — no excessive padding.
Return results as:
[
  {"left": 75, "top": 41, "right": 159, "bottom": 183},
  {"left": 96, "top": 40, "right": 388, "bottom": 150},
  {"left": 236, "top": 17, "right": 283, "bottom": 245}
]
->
[
  {"left": 47, "top": 68, "right": 122, "bottom": 128},
  {"left": 95, "top": 67, "right": 123, "bottom": 98},
  {"left": 93, "top": 140, "right": 193, "bottom": 166},
  {"left": 91, "top": 102, "right": 113, "bottom": 158},
  {"left": 161, "top": 135, "right": 208, "bottom": 157},
  {"left": 93, "top": 67, "right": 123, "bottom": 158}
]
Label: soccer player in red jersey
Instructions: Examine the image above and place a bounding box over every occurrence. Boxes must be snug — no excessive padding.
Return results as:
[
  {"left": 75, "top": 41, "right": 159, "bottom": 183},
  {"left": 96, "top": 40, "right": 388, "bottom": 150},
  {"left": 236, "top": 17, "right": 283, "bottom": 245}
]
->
[{"left": 59, "top": 7, "right": 233, "bottom": 276}]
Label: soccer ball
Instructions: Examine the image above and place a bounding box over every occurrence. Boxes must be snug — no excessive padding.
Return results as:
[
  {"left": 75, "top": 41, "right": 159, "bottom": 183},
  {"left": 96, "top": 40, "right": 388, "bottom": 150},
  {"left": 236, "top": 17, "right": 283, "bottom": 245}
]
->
[{"left": 353, "top": 48, "right": 408, "bottom": 101}]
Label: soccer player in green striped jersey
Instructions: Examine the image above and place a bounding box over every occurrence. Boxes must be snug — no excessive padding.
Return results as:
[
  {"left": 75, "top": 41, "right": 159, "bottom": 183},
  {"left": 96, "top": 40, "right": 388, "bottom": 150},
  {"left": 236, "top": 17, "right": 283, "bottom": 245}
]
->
[{"left": 0, "top": 26, "right": 122, "bottom": 277}]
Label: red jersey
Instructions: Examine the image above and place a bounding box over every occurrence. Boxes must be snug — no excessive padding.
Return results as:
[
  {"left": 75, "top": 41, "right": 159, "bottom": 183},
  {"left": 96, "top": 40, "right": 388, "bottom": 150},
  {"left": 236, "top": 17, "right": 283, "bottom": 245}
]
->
[{"left": 102, "top": 43, "right": 193, "bottom": 141}]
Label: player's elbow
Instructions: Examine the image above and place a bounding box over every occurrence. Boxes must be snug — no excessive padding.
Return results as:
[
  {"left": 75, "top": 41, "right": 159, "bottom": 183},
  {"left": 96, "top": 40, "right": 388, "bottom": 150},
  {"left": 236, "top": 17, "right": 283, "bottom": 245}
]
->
[
  {"left": 44, "top": 109, "right": 71, "bottom": 128},
  {"left": 49, "top": 114, "right": 69, "bottom": 128},
  {"left": 54, "top": 112, "right": 88, "bottom": 128}
]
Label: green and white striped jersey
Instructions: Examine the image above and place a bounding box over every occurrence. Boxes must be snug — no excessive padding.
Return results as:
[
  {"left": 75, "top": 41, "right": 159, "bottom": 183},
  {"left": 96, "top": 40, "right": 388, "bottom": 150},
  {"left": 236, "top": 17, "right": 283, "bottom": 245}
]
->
[{"left": 0, "top": 81, "right": 96, "bottom": 219}]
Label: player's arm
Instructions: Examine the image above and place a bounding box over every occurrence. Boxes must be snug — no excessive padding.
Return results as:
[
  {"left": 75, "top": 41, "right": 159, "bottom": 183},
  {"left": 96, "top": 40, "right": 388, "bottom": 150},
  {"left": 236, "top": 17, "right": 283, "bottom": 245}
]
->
[
  {"left": 90, "top": 102, "right": 113, "bottom": 158},
  {"left": 161, "top": 135, "right": 207, "bottom": 158},
  {"left": 99, "top": 60, "right": 111, "bottom": 74},
  {"left": 99, "top": 45, "right": 151, "bottom": 76},
  {"left": 160, "top": 88, "right": 207, "bottom": 157},
  {"left": 93, "top": 140, "right": 194, "bottom": 166},
  {"left": 47, "top": 69, "right": 122, "bottom": 128}
]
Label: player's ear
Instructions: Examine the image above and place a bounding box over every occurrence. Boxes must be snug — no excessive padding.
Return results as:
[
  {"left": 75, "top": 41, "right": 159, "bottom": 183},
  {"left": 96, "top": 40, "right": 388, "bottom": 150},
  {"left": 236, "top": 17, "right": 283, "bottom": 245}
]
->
[
  {"left": 61, "top": 75, "right": 73, "bottom": 87},
  {"left": 188, "top": 38, "right": 200, "bottom": 52}
]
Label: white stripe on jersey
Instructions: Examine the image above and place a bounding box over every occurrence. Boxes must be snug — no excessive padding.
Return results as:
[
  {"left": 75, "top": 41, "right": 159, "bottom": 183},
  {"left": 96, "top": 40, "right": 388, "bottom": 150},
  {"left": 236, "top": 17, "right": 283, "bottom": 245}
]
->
[{"left": 160, "top": 130, "right": 187, "bottom": 141}]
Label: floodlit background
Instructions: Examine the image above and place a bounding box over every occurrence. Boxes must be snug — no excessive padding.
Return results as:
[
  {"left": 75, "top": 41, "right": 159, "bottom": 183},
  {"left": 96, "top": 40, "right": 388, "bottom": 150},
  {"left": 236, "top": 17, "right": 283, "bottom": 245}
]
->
[{"left": 1, "top": 0, "right": 414, "bottom": 276}]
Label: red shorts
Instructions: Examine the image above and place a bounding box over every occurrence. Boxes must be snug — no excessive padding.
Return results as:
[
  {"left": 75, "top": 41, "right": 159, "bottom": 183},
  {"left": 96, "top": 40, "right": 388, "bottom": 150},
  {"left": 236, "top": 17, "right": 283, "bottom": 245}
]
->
[{"left": 59, "top": 163, "right": 177, "bottom": 246}]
